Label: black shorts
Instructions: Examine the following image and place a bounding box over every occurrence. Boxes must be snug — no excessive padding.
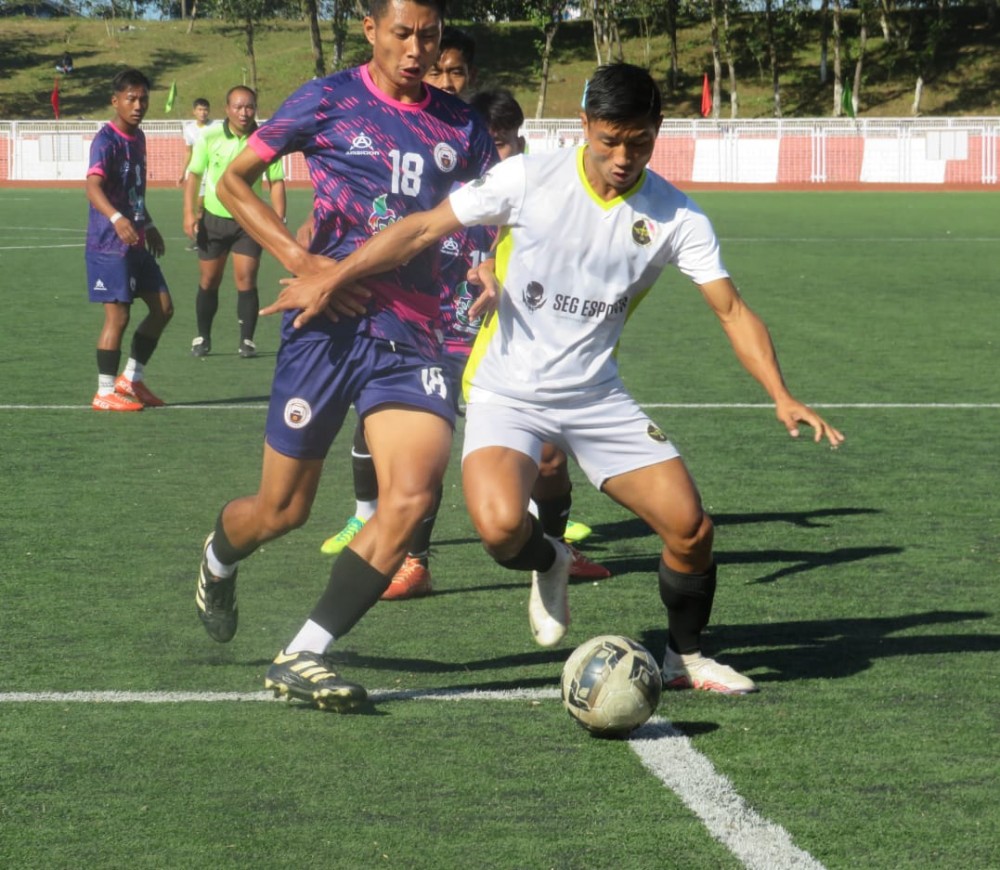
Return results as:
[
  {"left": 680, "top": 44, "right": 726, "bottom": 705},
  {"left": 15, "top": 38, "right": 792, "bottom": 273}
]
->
[{"left": 197, "top": 211, "right": 262, "bottom": 260}]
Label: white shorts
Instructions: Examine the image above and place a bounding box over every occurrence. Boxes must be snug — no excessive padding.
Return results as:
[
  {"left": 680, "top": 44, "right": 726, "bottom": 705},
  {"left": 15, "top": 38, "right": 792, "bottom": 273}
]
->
[{"left": 462, "top": 384, "right": 680, "bottom": 489}]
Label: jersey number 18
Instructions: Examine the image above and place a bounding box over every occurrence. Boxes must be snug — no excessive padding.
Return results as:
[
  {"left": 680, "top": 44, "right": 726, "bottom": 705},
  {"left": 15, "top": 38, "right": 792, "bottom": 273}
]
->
[{"left": 389, "top": 150, "right": 424, "bottom": 196}]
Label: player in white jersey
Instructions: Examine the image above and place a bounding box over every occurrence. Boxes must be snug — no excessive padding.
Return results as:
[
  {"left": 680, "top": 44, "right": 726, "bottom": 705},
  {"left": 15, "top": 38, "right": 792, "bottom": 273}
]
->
[{"left": 262, "top": 63, "right": 845, "bottom": 695}]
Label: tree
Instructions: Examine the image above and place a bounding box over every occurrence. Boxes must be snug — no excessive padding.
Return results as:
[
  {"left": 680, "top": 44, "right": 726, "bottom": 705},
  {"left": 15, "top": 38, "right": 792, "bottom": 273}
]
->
[
  {"left": 742, "top": 0, "right": 808, "bottom": 118},
  {"left": 325, "top": 0, "right": 356, "bottom": 71},
  {"left": 590, "top": 0, "right": 622, "bottom": 65},
  {"left": 303, "top": 0, "right": 325, "bottom": 78},
  {"left": 207, "top": 0, "right": 294, "bottom": 96},
  {"left": 527, "top": 0, "right": 569, "bottom": 118}
]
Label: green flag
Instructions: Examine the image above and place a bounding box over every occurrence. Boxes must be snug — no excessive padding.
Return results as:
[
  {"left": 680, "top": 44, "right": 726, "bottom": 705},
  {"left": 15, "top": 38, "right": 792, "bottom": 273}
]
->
[
  {"left": 165, "top": 80, "right": 177, "bottom": 114},
  {"left": 841, "top": 79, "right": 855, "bottom": 118}
]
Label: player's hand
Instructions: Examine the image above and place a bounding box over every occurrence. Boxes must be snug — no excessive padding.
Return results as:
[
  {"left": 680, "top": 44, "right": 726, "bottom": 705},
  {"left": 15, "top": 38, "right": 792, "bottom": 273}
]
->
[
  {"left": 295, "top": 215, "right": 316, "bottom": 248},
  {"left": 113, "top": 216, "right": 139, "bottom": 247},
  {"left": 467, "top": 258, "right": 499, "bottom": 322},
  {"left": 145, "top": 226, "right": 165, "bottom": 258},
  {"left": 260, "top": 255, "right": 344, "bottom": 328},
  {"left": 322, "top": 282, "right": 371, "bottom": 322},
  {"left": 775, "top": 397, "right": 845, "bottom": 447}
]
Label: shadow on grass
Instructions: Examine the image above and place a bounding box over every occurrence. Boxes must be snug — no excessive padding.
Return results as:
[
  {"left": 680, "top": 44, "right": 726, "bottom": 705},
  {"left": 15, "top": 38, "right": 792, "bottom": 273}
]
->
[
  {"left": 639, "top": 609, "right": 997, "bottom": 685},
  {"left": 171, "top": 395, "right": 272, "bottom": 406},
  {"left": 326, "top": 647, "right": 567, "bottom": 675}
]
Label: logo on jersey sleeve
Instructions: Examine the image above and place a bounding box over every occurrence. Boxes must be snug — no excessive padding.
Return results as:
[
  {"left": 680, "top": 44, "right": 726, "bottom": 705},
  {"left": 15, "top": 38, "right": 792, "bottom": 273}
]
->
[
  {"left": 522, "top": 280, "right": 546, "bottom": 311},
  {"left": 368, "top": 194, "right": 400, "bottom": 233},
  {"left": 433, "top": 142, "right": 458, "bottom": 172},
  {"left": 284, "top": 398, "right": 313, "bottom": 429},
  {"left": 632, "top": 219, "right": 656, "bottom": 246}
]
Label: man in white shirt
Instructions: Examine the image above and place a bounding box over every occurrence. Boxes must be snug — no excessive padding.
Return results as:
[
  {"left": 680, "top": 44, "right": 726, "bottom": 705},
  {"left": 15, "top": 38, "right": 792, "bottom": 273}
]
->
[{"left": 261, "top": 62, "right": 845, "bottom": 696}]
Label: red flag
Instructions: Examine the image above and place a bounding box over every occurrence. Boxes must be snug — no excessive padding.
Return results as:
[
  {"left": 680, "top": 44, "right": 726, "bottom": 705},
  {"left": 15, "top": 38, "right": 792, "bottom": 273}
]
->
[
  {"left": 51, "top": 78, "right": 60, "bottom": 119},
  {"left": 700, "top": 73, "right": 712, "bottom": 118}
]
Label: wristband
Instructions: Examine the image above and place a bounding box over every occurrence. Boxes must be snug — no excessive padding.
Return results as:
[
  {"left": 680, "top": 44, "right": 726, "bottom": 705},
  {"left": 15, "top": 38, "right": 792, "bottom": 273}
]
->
[{"left": 109, "top": 211, "right": 124, "bottom": 224}]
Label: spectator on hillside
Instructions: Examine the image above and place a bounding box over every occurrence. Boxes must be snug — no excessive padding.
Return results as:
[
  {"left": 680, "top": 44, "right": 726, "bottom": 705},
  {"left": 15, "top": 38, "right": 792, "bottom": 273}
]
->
[{"left": 56, "top": 52, "right": 73, "bottom": 74}]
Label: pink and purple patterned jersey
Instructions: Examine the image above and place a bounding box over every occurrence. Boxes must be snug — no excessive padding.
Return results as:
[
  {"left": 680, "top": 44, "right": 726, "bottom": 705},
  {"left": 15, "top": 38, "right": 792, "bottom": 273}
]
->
[
  {"left": 248, "top": 64, "right": 497, "bottom": 354},
  {"left": 438, "top": 222, "right": 496, "bottom": 355},
  {"left": 86, "top": 122, "right": 150, "bottom": 255}
]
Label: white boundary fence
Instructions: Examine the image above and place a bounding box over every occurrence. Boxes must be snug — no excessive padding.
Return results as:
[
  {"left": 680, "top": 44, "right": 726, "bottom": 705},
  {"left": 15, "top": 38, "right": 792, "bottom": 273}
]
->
[{"left": 1, "top": 117, "right": 997, "bottom": 186}]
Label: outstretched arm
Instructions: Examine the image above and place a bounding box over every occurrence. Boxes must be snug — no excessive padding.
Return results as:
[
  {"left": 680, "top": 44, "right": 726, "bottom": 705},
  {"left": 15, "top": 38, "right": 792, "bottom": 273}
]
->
[
  {"left": 261, "top": 198, "right": 466, "bottom": 329},
  {"left": 698, "top": 277, "right": 845, "bottom": 447}
]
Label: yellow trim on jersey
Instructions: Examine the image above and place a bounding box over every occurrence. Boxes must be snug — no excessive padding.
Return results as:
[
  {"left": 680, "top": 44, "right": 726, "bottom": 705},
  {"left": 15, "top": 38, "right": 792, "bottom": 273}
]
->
[
  {"left": 575, "top": 146, "right": 647, "bottom": 210},
  {"left": 462, "top": 226, "right": 513, "bottom": 401},
  {"left": 612, "top": 283, "right": 654, "bottom": 361}
]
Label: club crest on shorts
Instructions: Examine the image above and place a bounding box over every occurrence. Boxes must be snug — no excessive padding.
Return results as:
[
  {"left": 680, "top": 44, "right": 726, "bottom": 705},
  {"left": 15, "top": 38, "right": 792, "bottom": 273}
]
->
[
  {"left": 646, "top": 423, "right": 667, "bottom": 442},
  {"left": 284, "top": 398, "right": 312, "bottom": 429},
  {"left": 632, "top": 219, "right": 655, "bottom": 246}
]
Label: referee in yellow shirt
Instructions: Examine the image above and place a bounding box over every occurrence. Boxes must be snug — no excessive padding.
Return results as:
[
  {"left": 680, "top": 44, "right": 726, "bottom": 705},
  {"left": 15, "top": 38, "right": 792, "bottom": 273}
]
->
[{"left": 183, "top": 85, "right": 285, "bottom": 358}]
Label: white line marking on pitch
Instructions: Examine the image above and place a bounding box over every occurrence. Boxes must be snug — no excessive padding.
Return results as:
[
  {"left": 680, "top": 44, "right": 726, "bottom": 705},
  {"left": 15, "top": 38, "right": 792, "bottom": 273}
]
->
[
  {"left": 631, "top": 719, "right": 826, "bottom": 870},
  {"left": 0, "top": 688, "right": 824, "bottom": 868},
  {"left": 0, "top": 243, "right": 83, "bottom": 251},
  {"left": 1, "top": 402, "right": 998, "bottom": 412}
]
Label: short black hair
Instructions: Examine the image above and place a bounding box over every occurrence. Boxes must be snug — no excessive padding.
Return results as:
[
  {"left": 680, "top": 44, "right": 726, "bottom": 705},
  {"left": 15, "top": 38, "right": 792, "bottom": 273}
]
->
[
  {"left": 369, "top": 0, "right": 446, "bottom": 22},
  {"left": 226, "top": 85, "right": 256, "bottom": 105},
  {"left": 112, "top": 68, "right": 151, "bottom": 94},
  {"left": 584, "top": 63, "right": 661, "bottom": 128},
  {"left": 193, "top": 97, "right": 210, "bottom": 109},
  {"left": 440, "top": 26, "right": 475, "bottom": 65},
  {"left": 469, "top": 88, "right": 523, "bottom": 134}
]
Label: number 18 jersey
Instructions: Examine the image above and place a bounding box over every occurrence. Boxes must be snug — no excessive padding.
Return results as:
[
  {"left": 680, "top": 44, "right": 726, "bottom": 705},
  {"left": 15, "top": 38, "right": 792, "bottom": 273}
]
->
[{"left": 248, "top": 64, "right": 496, "bottom": 356}]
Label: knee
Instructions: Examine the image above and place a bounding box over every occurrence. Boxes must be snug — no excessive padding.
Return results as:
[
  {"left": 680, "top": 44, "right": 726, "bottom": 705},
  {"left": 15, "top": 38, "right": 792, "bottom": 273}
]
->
[
  {"left": 472, "top": 500, "right": 525, "bottom": 558},
  {"left": 666, "top": 510, "right": 714, "bottom": 562},
  {"left": 379, "top": 488, "right": 436, "bottom": 534},
  {"left": 256, "top": 500, "right": 311, "bottom": 540}
]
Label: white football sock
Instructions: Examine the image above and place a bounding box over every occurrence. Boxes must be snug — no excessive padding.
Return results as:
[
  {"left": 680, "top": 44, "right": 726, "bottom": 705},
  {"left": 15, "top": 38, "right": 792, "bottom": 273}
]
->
[{"left": 285, "top": 619, "right": 334, "bottom": 655}]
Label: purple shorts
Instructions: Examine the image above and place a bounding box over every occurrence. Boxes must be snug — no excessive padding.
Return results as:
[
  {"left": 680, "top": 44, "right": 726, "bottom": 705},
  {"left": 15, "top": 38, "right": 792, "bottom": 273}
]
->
[
  {"left": 86, "top": 247, "right": 168, "bottom": 304},
  {"left": 265, "top": 331, "right": 456, "bottom": 460}
]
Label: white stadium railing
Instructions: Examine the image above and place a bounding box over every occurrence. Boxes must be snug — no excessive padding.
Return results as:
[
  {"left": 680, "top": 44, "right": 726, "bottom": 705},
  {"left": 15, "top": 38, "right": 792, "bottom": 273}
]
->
[{"left": 1, "top": 117, "right": 997, "bottom": 186}]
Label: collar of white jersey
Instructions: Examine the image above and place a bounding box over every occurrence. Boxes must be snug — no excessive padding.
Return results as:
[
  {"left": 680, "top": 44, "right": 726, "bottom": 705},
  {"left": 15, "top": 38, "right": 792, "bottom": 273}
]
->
[{"left": 576, "top": 145, "right": 647, "bottom": 210}]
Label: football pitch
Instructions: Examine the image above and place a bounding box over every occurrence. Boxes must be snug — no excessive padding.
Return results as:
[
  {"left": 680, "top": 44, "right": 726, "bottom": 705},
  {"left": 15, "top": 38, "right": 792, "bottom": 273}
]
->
[{"left": 1, "top": 186, "right": 997, "bottom": 869}]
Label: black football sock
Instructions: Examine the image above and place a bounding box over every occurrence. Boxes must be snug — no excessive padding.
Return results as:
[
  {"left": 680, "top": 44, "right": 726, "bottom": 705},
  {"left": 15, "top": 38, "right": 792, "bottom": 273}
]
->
[
  {"left": 496, "top": 515, "right": 555, "bottom": 572},
  {"left": 130, "top": 331, "right": 159, "bottom": 366},
  {"left": 408, "top": 484, "right": 443, "bottom": 563},
  {"left": 210, "top": 506, "right": 259, "bottom": 565},
  {"left": 96, "top": 348, "right": 121, "bottom": 378},
  {"left": 237, "top": 287, "right": 259, "bottom": 342},
  {"left": 351, "top": 420, "right": 379, "bottom": 502},
  {"left": 658, "top": 561, "right": 717, "bottom": 655},
  {"left": 535, "top": 490, "right": 572, "bottom": 540},
  {"left": 195, "top": 287, "right": 218, "bottom": 340},
  {"left": 308, "top": 548, "right": 391, "bottom": 638}
]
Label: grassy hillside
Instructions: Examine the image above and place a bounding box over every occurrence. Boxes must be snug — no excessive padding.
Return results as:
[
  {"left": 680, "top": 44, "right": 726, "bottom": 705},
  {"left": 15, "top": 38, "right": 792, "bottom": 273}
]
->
[{"left": 2, "top": 13, "right": 998, "bottom": 121}]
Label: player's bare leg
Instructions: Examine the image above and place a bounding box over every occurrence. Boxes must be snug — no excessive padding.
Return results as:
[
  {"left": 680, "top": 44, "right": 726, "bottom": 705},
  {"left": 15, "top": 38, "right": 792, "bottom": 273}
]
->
[
  {"left": 265, "top": 408, "right": 453, "bottom": 709},
  {"left": 197, "top": 445, "right": 324, "bottom": 642},
  {"left": 346, "top": 406, "right": 452, "bottom": 575},
  {"left": 464, "top": 446, "right": 573, "bottom": 646},
  {"left": 532, "top": 444, "right": 609, "bottom": 579},
  {"left": 603, "top": 459, "right": 757, "bottom": 694}
]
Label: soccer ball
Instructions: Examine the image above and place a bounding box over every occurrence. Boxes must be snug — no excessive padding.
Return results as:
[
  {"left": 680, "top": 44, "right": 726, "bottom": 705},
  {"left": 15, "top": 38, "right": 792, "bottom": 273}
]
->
[{"left": 561, "top": 635, "right": 662, "bottom": 738}]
